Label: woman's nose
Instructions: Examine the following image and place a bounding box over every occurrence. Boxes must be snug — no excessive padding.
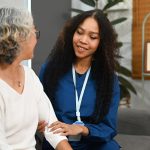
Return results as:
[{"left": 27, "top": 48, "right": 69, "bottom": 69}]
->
[{"left": 79, "top": 36, "right": 88, "bottom": 44}]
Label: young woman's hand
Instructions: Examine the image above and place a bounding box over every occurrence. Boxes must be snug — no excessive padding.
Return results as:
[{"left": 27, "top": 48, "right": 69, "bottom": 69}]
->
[
  {"left": 48, "top": 121, "right": 89, "bottom": 136},
  {"left": 37, "top": 120, "right": 48, "bottom": 132}
]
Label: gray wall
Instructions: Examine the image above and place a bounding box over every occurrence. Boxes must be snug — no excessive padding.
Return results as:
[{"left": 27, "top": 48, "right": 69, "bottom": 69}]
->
[{"left": 31, "top": 0, "right": 71, "bottom": 74}]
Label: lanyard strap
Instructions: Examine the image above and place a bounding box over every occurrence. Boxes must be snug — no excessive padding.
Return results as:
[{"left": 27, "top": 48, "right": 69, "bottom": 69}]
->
[{"left": 72, "top": 65, "right": 91, "bottom": 121}]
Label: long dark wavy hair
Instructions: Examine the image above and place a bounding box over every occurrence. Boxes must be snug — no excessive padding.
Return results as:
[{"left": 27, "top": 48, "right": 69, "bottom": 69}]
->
[{"left": 42, "top": 9, "right": 119, "bottom": 124}]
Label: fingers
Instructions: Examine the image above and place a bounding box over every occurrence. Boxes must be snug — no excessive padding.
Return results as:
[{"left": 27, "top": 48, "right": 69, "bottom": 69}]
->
[
  {"left": 37, "top": 120, "right": 48, "bottom": 132},
  {"left": 52, "top": 127, "right": 70, "bottom": 136},
  {"left": 54, "top": 130, "right": 70, "bottom": 136},
  {"left": 49, "top": 121, "right": 70, "bottom": 135},
  {"left": 50, "top": 124, "right": 62, "bottom": 131},
  {"left": 60, "top": 132, "right": 69, "bottom": 136},
  {"left": 38, "top": 120, "right": 44, "bottom": 125},
  {"left": 48, "top": 122, "right": 83, "bottom": 136},
  {"left": 53, "top": 128, "right": 65, "bottom": 134},
  {"left": 50, "top": 122, "right": 68, "bottom": 131},
  {"left": 49, "top": 121, "right": 62, "bottom": 128}
]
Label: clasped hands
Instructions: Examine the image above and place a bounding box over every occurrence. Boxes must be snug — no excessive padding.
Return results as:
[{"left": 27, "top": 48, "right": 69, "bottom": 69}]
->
[{"left": 38, "top": 121, "right": 89, "bottom": 136}]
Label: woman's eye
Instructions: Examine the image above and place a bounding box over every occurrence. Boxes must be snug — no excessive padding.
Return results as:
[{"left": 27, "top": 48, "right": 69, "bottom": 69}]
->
[
  {"left": 90, "top": 36, "right": 97, "bottom": 40},
  {"left": 76, "top": 30, "right": 82, "bottom": 35}
]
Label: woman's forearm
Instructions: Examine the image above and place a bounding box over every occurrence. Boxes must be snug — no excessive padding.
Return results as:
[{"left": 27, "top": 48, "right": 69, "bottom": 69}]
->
[{"left": 56, "top": 140, "right": 73, "bottom": 150}]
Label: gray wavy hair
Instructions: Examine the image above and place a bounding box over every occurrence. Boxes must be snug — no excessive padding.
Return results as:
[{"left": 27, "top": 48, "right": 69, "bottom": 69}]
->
[{"left": 0, "top": 7, "right": 34, "bottom": 64}]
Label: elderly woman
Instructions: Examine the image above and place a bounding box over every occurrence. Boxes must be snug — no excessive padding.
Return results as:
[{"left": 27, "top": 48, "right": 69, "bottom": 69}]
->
[{"left": 0, "top": 7, "right": 72, "bottom": 150}]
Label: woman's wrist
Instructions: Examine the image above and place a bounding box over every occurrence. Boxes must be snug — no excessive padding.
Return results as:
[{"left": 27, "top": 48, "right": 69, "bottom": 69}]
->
[{"left": 80, "top": 125, "right": 89, "bottom": 136}]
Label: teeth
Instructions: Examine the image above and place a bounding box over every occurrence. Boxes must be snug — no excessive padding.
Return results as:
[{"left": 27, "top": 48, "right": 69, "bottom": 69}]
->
[
  {"left": 78, "top": 46, "right": 85, "bottom": 51},
  {"left": 79, "top": 47, "right": 84, "bottom": 51}
]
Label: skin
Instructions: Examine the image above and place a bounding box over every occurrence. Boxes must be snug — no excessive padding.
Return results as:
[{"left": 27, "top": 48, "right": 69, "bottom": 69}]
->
[
  {"left": 38, "top": 17, "right": 100, "bottom": 138},
  {"left": 73, "top": 17, "right": 100, "bottom": 63},
  {"left": 19, "top": 28, "right": 37, "bottom": 60}
]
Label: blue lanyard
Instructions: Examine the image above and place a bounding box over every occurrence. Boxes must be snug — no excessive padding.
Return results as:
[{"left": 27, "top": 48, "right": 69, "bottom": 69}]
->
[{"left": 72, "top": 65, "right": 91, "bottom": 122}]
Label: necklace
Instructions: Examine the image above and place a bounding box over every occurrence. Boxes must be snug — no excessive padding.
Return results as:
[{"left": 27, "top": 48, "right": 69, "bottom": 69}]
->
[
  {"left": 16, "top": 66, "right": 22, "bottom": 88},
  {"left": 17, "top": 81, "right": 21, "bottom": 87}
]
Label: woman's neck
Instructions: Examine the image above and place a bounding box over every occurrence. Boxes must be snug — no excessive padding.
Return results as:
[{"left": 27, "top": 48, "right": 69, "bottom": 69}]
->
[
  {"left": 0, "top": 61, "right": 20, "bottom": 72},
  {"left": 74, "top": 57, "right": 92, "bottom": 74},
  {"left": 0, "top": 62, "right": 24, "bottom": 93}
]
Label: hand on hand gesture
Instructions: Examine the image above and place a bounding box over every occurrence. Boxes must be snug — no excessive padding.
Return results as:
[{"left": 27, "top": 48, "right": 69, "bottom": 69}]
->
[{"left": 49, "top": 121, "right": 85, "bottom": 136}]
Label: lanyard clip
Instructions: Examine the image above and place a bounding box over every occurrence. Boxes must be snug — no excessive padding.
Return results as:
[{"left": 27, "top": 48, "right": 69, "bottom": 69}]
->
[{"left": 76, "top": 111, "right": 80, "bottom": 117}]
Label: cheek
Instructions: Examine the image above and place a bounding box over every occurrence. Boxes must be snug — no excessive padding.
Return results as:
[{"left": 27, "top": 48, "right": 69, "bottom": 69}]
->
[
  {"left": 72, "top": 36, "right": 77, "bottom": 45},
  {"left": 73, "top": 35, "right": 78, "bottom": 49},
  {"left": 33, "top": 39, "right": 37, "bottom": 47},
  {"left": 30, "top": 37, "right": 37, "bottom": 49},
  {"left": 91, "top": 41, "right": 100, "bottom": 51},
  {"left": 73, "top": 34, "right": 78, "bottom": 44},
  {"left": 32, "top": 34, "right": 37, "bottom": 43}
]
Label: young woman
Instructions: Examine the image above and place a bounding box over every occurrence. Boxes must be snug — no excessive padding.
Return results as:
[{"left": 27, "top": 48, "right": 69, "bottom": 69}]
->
[
  {"left": 39, "top": 9, "right": 121, "bottom": 150},
  {"left": 0, "top": 7, "right": 72, "bottom": 150}
]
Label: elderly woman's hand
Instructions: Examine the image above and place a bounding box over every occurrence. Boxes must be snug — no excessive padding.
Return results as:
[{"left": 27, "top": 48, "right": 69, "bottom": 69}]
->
[
  {"left": 37, "top": 120, "right": 48, "bottom": 133},
  {"left": 48, "top": 121, "right": 89, "bottom": 136}
]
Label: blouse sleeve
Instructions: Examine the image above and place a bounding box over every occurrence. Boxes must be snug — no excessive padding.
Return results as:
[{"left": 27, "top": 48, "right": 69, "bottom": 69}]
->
[
  {"left": 35, "top": 73, "right": 67, "bottom": 149},
  {"left": 84, "top": 76, "right": 120, "bottom": 142},
  {"left": 0, "top": 95, "right": 13, "bottom": 150}
]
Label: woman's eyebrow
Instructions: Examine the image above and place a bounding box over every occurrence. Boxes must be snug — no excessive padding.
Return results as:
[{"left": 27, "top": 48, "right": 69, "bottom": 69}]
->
[{"left": 78, "top": 26, "right": 99, "bottom": 35}]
